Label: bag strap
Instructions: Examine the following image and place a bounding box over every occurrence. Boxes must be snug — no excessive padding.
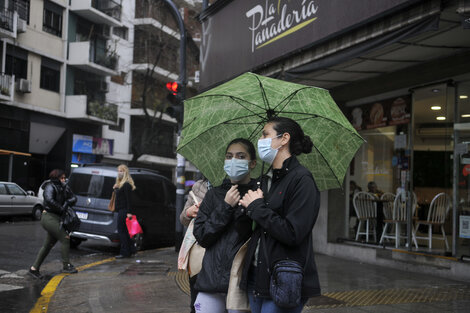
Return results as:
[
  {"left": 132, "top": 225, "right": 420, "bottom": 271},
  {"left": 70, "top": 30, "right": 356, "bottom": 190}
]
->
[{"left": 260, "top": 226, "right": 312, "bottom": 274}]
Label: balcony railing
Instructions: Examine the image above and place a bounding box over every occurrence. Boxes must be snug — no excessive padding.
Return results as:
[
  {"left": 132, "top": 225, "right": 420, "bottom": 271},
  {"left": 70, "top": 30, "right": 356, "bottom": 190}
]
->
[
  {"left": 91, "top": 0, "right": 121, "bottom": 21},
  {"left": 0, "top": 73, "right": 14, "bottom": 100},
  {"left": 87, "top": 100, "right": 118, "bottom": 123},
  {"left": 89, "top": 41, "right": 119, "bottom": 71},
  {"left": 0, "top": 8, "right": 14, "bottom": 32}
]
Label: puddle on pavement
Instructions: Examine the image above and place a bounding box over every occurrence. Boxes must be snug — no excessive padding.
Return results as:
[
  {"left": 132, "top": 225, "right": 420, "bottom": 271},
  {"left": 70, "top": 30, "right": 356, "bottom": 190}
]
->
[
  {"left": 122, "top": 260, "right": 170, "bottom": 276},
  {"left": 0, "top": 276, "right": 49, "bottom": 313}
]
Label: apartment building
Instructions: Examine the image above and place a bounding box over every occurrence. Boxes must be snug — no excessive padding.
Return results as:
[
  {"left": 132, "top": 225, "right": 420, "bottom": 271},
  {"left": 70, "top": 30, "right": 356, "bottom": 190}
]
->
[{"left": 0, "top": 0, "right": 201, "bottom": 191}]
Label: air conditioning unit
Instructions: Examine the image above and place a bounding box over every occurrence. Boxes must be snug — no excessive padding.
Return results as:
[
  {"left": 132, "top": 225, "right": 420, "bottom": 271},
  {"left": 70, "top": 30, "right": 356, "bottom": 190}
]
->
[
  {"left": 99, "top": 81, "right": 109, "bottom": 92},
  {"left": 97, "top": 25, "right": 110, "bottom": 38},
  {"left": 17, "top": 18, "right": 26, "bottom": 33},
  {"left": 16, "top": 79, "right": 31, "bottom": 93}
]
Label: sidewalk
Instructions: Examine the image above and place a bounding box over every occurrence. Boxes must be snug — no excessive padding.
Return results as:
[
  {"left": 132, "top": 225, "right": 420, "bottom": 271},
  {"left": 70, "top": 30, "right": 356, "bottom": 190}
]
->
[{"left": 39, "top": 247, "right": 470, "bottom": 313}]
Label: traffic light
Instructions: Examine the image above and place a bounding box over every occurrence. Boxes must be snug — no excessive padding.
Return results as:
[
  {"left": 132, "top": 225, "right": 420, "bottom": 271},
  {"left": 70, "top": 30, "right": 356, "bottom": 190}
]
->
[{"left": 165, "top": 81, "right": 183, "bottom": 123}]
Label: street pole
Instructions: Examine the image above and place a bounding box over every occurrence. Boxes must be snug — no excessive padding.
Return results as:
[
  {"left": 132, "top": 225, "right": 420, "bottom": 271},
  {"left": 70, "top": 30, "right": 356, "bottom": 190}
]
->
[{"left": 162, "top": 0, "right": 186, "bottom": 252}]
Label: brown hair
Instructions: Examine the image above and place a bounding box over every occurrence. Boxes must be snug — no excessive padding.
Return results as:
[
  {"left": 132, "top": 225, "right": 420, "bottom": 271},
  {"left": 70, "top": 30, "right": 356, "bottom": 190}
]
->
[{"left": 49, "top": 169, "right": 65, "bottom": 180}]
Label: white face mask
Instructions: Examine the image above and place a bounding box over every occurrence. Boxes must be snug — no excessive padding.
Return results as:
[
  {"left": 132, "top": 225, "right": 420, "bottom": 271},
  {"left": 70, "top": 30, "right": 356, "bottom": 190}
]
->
[
  {"left": 257, "top": 134, "right": 282, "bottom": 164},
  {"left": 224, "top": 158, "right": 250, "bottom": 181},
  {"left": 118, "top": 172, "right": 124, "bottom": 179}
]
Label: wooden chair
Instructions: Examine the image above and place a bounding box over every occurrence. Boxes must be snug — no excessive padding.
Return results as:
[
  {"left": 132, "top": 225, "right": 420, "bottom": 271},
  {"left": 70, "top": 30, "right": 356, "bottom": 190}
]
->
[
  {"left": 353, "top": 192, "right": 377, "bottom": 242},
  {"left": 381, "top": 192, "right": 395, "bottom": 221},
  {"left": 380, "top": 191, "right": 418, "bottom": 248},
  {"left": 413, "top": 193, "right": 451, "bottom": 250}
]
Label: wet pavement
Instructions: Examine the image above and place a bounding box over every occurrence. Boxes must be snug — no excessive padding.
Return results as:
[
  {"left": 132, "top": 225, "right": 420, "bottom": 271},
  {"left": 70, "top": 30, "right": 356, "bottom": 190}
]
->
[{"left": 1, "top": 246, "right": 470, "bottom": 312}]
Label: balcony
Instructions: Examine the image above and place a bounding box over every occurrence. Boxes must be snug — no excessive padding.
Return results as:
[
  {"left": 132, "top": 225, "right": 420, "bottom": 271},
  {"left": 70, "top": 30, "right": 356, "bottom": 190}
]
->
[
  {"left": 0, "top": 8, "right": 17, "bottom": 39},
  {"left": 70, "top": 0, "right": 122, "bottom": 27},
  {"left": 0, "top": 73, "right": 14, "bottom": 102},
  {"left": 69, "top": 41, "right": 119, "bottom": 76},
  {"left": 66, "top": 95, "right": 118, "bottom": 125}
]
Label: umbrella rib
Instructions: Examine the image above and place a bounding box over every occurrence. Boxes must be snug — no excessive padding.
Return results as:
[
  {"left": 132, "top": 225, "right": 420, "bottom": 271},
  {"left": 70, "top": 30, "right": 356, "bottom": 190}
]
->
[
  {"left": 188, "top": 94, "right": 266, "bottom": 111},
  {"left": 271, "top": 87, "right": 311, "bottom": 113},
  {"left": 253, "top": 75, "right": 271, "bottom": 113},
  {"left": 311, "top": 144, "right": 343, "bottom": 188}
]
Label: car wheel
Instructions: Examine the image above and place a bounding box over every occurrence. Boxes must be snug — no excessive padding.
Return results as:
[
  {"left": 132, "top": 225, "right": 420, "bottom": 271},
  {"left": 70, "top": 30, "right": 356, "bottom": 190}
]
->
[
  {"left": 32, "top": 205, "right": 42, "bottom": 221},
  {"left": 70, "top": 237, "right": 84, "bottom": 248},
  {"left": 133, "top": 233, "right": 145, "bottom": 251}
]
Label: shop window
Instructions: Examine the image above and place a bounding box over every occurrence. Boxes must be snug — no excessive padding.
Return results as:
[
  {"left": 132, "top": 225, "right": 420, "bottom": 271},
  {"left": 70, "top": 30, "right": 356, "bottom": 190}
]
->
[
  {"left": 40, "top": 57, "right": 60, "bottom": 92},
  {"left": 43, "top": 0, "right": 62, "bottom": 37}
]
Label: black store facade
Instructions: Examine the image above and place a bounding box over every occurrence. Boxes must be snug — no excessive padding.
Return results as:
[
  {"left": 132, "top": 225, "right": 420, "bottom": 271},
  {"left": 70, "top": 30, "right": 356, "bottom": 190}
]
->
[{"left": 199, "top": 0, "right": 470, "bottom": 280}]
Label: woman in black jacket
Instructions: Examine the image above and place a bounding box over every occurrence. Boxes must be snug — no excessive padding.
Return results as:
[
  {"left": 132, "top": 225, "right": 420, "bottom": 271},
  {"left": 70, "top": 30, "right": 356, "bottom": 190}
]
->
[
  {"left": 113, "top": 164, "right": 136, "bottom": 258},
  {"left": 193, "top": 138, "right": 258, "bottom": 313},
  {"left": 29, "top": 169, "right": 78, "bottom": 278},
  {"left": 240, "top": 117, "right": 321, "bottom": 313}
]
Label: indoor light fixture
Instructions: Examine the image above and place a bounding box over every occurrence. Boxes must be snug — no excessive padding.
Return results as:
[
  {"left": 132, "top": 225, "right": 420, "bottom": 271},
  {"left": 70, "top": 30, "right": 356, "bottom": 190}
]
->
[
  {"left": 462, "top": 114, "right": 470, "bottom": 118},
  {"left": 432, "top": 88, "right": 440, "bottom": 93},
  {"left": 431, "top": 106, "right": 441, "bottom": 110},
  {"left": 460, "top": 95, "right": 468, "bottom": 99},
  {"left": 436, "top": 116, "right": 446, "bottom": 120}
]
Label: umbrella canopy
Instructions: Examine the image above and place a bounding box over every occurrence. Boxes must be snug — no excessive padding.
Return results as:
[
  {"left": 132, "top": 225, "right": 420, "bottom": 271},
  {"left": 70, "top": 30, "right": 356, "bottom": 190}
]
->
[{"left": 177, "top": 72, "right": 364, "bottom": 191}]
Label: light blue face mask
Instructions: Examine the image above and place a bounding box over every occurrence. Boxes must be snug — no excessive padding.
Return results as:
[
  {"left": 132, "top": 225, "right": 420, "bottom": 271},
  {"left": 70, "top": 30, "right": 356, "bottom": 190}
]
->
[
  {"left": 257, "top": 134, "right": 282, "bottom": 164},
  {"left": 224, "top": 158, "right": 250, "bottom": 181}
]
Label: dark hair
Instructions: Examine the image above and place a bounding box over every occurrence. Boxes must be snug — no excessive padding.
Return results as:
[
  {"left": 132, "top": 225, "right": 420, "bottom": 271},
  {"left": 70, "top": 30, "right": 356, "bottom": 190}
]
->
[
  {"left": 49, "top": 169, "right": 65, "bottom": 180},
  {"left": 268, "top": 117, "right": 313, "bottom": 155},
  {"left": 226, "top": 138, "right": 256, "bottom": 161}
]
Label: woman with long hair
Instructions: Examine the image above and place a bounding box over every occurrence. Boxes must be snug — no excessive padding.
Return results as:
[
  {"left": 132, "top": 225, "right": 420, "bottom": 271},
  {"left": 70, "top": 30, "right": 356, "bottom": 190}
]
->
[
  {"left": 239, "top": 117, "right": 321, "bottom": 313},
  {"left": 29, "top": 169, "right": 78, "bottom": 278},
  {"left": 113, "top": 164, "right": 136, "bottom": 258}
]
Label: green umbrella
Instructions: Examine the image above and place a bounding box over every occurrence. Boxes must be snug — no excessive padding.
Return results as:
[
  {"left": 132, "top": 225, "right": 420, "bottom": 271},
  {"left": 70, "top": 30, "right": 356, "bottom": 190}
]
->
[{"left": 177, "top": 72, "right": 364, "bottom": 191}]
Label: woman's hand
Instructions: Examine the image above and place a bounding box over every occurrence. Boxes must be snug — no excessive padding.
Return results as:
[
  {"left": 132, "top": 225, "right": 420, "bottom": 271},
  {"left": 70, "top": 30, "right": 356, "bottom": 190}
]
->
[
  {"left": 186, "top": 204, "right": 199, "bottom": 218},
  {"left": 127, "top": 213, "right": 133, "bottom": 218},
  {"left": 240, "top": 189, "right": 263, "bottom": 208},
  {"left": 224, "top": 185, "right": 240, "bottom": 207},
  {"left": 113, "top": 184, "right": 119, "bottom": 189}
]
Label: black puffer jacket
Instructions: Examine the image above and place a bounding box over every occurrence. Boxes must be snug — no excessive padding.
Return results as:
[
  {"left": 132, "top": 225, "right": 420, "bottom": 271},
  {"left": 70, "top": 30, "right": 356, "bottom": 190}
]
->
[
  {"left": 43, "top": 179, "right": 77, "bottom": 215},
  {"left": 240, "top": 156, "right": 321, "bottom": 298},
  {"left": 193, "top": 179, "right": 258, "bottom": 293}
]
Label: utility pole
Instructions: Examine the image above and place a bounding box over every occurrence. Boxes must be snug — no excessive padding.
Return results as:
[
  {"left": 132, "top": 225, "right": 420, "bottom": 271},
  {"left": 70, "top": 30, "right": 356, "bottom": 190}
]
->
[{"left": 162, "top": 0, "right": 186, "bottom": 251}]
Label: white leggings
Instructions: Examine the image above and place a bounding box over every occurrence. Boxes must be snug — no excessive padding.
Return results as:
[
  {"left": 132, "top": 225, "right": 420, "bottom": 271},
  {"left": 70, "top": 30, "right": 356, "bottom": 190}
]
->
[{"left": 194, "top": 292, "right": 246, "bottom": 313}]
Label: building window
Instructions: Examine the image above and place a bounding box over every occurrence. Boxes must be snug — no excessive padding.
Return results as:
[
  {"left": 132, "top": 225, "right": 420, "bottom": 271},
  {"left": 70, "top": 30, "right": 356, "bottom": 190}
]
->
[
  {"left": 40, "top": 57, "right": 60, "bottom": 92},
  {"left": 113, "top": 26, "right": 128, "bottom": 40},
  {"left": 5, "top": 44, "right": 28, "bottom": 80},
  {"left": 109, "top": 118, "right": 125, "bottom": 132},
  {"left": 42, "top": 0, "right": 62, "bottom": 37}
]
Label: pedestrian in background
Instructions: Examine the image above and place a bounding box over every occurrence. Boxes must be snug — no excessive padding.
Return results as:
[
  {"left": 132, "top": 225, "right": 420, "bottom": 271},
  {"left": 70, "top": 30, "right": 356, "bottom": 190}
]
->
[
  {"left": 367, "top": 181, "right": 384, "bottom": 198},
  {"left": 179, "top": 178, "right": 209, "bottom": 313},
  {"left": 113, "top": 164, "right": 136, "bottom": 258},
  {"left": 29, "top": 169, "right": 78, "bottom": 278},
  {"left": 193, "top": 138, "right": 258, "bottom": 313},
  {"left": 239, "top": 117, "right": 321, "bottom": 313}
]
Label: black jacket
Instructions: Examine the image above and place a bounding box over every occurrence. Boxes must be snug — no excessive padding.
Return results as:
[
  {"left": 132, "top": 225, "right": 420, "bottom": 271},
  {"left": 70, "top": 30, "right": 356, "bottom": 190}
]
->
[
  {"left": 240, "top": 156, "right": 321, "bottom": 298},
  {"left": 43, "top": 180, "right": 77, "bottom": 215},
  {"left": 193, "top": 179, "right": 258, "bottom": 293},
  {"left": 115, "top": 182, "right": 132, "bottom": 213}
]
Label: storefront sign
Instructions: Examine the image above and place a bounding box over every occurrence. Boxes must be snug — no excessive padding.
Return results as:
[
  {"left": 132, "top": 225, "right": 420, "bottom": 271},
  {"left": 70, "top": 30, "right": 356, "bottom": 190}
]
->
[
  {"left": 200, "top": 0, "right": 414, "bottom": 89},
  {"left": 347, "top": 95, "right": 411, "bottom": 131},
  {"left": 72, "top": 134, "right": 114, "bottom": 156}
]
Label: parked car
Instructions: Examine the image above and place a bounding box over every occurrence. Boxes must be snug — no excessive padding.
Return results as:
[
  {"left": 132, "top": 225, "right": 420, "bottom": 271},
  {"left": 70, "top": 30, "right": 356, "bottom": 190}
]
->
[
  {"left": 37, "top": 179, "right": 50, "bottom": 204},
  {"left": 0, "top": 182, "right": 43, "bottom": 220},
  {"left": 67, "top": 165, "right": 176, "bottom": 250}
]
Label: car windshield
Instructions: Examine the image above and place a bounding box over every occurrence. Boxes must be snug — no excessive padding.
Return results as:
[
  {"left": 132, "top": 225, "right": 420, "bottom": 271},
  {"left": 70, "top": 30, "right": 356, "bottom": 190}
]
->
[{"left": 68, "top": 173, "right": 115, "bottom": 199}]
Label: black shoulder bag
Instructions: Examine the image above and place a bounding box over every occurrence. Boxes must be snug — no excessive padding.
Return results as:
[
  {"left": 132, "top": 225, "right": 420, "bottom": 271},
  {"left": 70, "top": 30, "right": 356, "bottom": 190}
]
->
[
  {"left": 261, "top": 233, "right": 309, "bottom": 309},
  {"left": 61, "top": 205, "right": 81, "bottom": 233}
]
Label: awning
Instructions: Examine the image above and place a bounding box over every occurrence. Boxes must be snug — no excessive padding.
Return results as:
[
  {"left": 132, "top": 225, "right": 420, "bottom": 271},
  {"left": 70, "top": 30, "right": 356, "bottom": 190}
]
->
[{"left": 0, "top": 149, "right": 31, "bottom": 157}]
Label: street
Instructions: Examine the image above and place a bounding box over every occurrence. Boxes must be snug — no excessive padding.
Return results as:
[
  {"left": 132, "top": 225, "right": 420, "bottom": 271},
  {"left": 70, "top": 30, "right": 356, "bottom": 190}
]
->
[{"left": 1, "top": 219, "right": 470, "bottom": 313}]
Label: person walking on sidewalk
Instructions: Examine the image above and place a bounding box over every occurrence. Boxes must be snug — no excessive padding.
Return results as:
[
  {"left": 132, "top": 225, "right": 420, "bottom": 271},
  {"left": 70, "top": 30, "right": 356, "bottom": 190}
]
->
[
  {"left": 193, "top": 138, "right": 258, "bottom": 313},
  {"left": 239, "top": 117, "right": 321, "bottom": 313},
  {"left": 29, "top": 169, "right": 78, "bottom": 278},
  {"left": 114, "top": 164, "right": 137, "bottom": 258},
  {"left": 179, "top": 178, "right": 209, "bottom": 313}
]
